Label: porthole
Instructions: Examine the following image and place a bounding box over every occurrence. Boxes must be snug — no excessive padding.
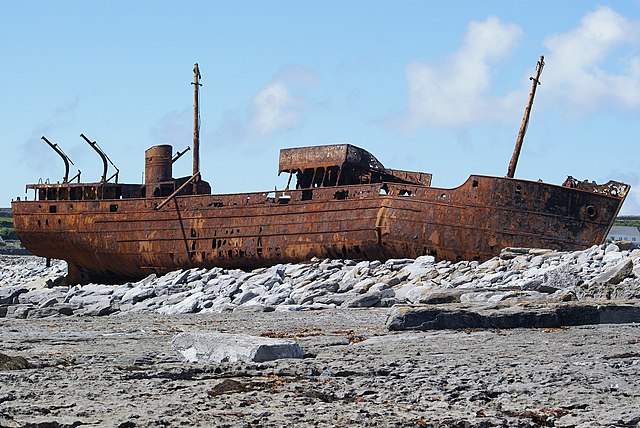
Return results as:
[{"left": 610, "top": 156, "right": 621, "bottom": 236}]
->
[{"left": 586, "top": 205, "right": 597, "bottom": 219}]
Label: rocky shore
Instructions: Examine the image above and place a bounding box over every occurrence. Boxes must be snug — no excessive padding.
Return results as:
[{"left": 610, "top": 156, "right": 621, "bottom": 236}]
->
[
  {"left": 2, "top": 247, "right": 640, "bottom": 427},
  {"left": 2, "top": 244, "right": 640, "bottom": 319},
  {"left": 1, "top": 310, "right": 640, "bottom": 427}
]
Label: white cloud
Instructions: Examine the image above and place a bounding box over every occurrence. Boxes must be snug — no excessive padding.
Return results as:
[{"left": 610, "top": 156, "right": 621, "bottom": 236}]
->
[
  {"left": 251, "top": 81, "right": 301, "bottom": 135},
  {"left": 401, "top": 17, "right": 522, "bottom": 128},
  {"left": 250, "top": 66, "right": 317, "bottom": 136},
  {"left": 543, "top": 7, "right": 640, "bottom": 109}
]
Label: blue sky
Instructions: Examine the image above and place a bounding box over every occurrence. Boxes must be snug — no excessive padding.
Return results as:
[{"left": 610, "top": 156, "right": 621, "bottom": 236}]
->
[{"left": 2, "top": 1, "right": 639, "bottom": 213}]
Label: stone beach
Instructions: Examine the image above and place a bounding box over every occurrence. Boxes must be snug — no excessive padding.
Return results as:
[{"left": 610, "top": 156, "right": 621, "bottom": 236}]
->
[
  {"left": 2, "top": 245, "right": 640, "bottom": 427},
  {"left": 2, "top": 244, "right": 640, "bottom": 319}
]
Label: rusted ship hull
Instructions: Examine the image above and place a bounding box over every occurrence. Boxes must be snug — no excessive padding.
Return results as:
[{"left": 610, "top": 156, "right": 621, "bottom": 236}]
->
[{"left": 12, "top": 175, "right": 626, "bottom": 284}]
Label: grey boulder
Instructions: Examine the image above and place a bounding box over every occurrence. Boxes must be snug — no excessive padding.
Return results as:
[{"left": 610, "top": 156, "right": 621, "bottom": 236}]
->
[
  {"left": 386, "top": 302, "right": 640, "bottom": 331},
  {"left": 591, "top": 259, "right": 634, "bottom": 286},
  {"left": 171, "top": 332, "right": 304, "bottom": 363},
  {"left": 0, "top": 287, "right": 27, "bottom": 305},
  {"left": 341, "top": 291, "right": 381, "bottom": 308}
]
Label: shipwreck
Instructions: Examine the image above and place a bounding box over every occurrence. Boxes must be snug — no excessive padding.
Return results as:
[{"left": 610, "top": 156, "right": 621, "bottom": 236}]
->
[{"left": 12, "top": 58, "right": 630, "bottom": 284}]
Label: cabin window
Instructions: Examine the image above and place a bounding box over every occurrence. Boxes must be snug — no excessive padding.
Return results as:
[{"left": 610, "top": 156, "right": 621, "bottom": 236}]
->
[
  {"left": 49, "top": 205, "right": 57, "bottom": 213},
  {"left": 323, "top": 166, "right": 340, "bottom": 187},
  {"left": 109, "top": 204, "right": 118, "bottom": 212},
  {"left": 312, "top": 167, "right": 325, "bottom": 188},
  {"left": 370, "top": 172, "right": 384, "bottom": 184},
  {"left": 302, "top": 189, "right": 313, "bottom": 201},
  {"left": 70, "top": 188, "right": 82, "bottom": 200},
  {"left": 297, "top": 168, "right": 315, "bottom": 189},
  {"left": 515, "top": 184, "right": 522, "bottom": 194},
  {"left": 586, "top": 205, "right": 597, "bottom": 219},
  {"left": 334, "top": 190, "right": 348, "bottom": 200},
  {"left": 472, "top": 180, "right": 478, "bottom": 188},
  {"left": 399, "top": 189, "right": 412, "bottom": 197},
  {"left": 84, "top": 187, "right": 97, "bottom": 200}
]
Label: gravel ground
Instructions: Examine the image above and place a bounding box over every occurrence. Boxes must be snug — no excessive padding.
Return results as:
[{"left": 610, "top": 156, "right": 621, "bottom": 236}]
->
[{"left": 2, "top": 310, "right": 640, "bottom": 427}]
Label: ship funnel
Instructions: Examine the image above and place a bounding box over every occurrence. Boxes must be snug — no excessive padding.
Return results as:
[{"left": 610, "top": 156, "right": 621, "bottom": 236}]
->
[
  {"left": 145, "top": 145, "right": 173, "bottom": 184},
  {"left": 145, "top": 145, "right": 173, "bottom": 198}
]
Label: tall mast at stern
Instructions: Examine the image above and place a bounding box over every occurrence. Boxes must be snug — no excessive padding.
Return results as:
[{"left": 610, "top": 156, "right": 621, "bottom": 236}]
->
[
  {"left": 192, "top": 63, "right": 202, "bottom": 181},
  {"left": 507, "top": 55, "right": 545, "bottom": 178}
]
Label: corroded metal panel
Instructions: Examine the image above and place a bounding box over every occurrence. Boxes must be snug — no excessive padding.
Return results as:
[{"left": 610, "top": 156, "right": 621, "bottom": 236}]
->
[
  {"left": 12, "top": 173, "right": 629, "bottom": 284},
  {"left": 279, "top": 144, "right": 385, "bottom": 172}
]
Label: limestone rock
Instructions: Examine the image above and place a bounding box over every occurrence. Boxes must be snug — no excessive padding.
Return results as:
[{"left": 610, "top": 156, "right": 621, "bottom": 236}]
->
[
  {"left": 341, "top": 291, "right": 381, "bottom": 308},
  {"left": 386, "top": 302, "right": 640, "bottom": 331},
  {"left": 591, "top": 259, "right": 634, "bottom": 286},
  {"left": 0, "top": 287, "right": 27, "bottom": 305},
  {"left": 171, "top": 332, "right": 304, "bottom": 363}
]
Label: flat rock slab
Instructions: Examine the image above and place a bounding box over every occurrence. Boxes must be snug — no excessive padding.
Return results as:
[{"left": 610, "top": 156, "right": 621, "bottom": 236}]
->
[
  {"left": 386, "top": 301, "right": 640, "bottom": 331},
  {"left": 171, "top": 331, "right": 304, "bottom": 363}
]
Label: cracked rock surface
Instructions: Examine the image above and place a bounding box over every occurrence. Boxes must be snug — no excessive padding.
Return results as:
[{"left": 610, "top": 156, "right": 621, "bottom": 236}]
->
[{"left": 1, "top": 310, "right": 640, "bottom": 427}]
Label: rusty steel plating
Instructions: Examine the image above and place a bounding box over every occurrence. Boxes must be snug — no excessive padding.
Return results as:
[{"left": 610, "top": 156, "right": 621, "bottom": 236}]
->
[{"left": 11, "top": 62, "right": 631, "bottom": 285}]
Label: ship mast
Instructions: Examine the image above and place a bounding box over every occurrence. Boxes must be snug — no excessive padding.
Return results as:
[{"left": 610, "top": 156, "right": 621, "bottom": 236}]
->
[
  {"left": 507, "top": 55, "right": 545, "bottom": 178},
  {"left": 192, "top": 63, "right": 202, "bottom": 181}
]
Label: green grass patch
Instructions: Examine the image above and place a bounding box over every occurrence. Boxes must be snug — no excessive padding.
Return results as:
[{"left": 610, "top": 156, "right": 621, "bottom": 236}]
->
[
  {"left": 615, "top": 219, "right": 640, "bottom": 228},
  {"left": 0, "top": 227, "right": 17, "bottom": 240},
  {"left": 0, "top": 215, "right": 15, "bottom": 240}
]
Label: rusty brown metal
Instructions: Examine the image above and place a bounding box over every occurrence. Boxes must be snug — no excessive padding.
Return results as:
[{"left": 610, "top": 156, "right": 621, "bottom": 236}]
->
[
  {"left": 172, "top": 146, "right": 191, "bottom": 164},
  {"left": 10, "top": 64, "right": 631, "bottom": 285},
  {"left": 508, "top": 55, "right": 545, "bottom": 178},
  {"left": 155, "top": 172, "right": 201, "bottom": 210},
  {"left": 146, "top": 145, "right": 173, "bottom": 183},
  {"left": 41, "top": 136, "right": 74, "bottom": 183},
  {"left": 12, "top": 143, "right": 630, "bottom": 285},
  {"left": 192, "top": 63, "right": 202, "bottom": 182},
  {"left": 279, "top": 144, "right": 433, "bottom": 188}
]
